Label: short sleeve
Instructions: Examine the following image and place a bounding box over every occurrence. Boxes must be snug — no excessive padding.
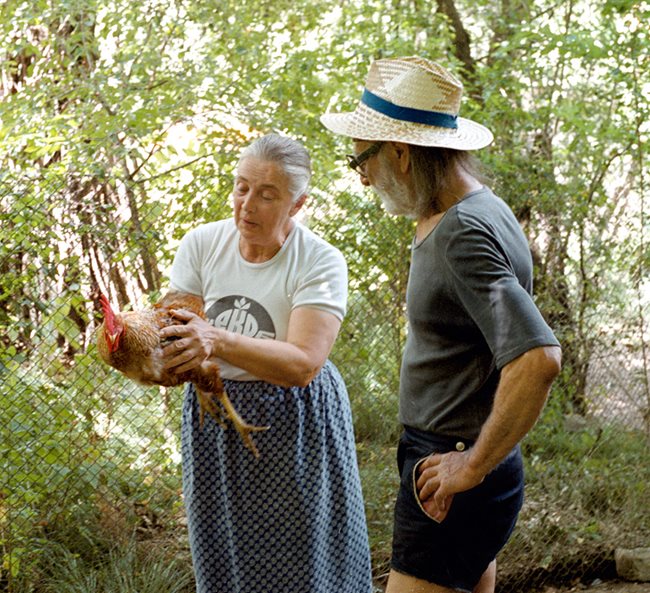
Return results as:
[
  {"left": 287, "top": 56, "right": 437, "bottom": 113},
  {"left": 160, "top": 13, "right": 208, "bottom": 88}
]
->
[
  {"left": 169, "top": 228, "right": 203, "bottom": 296},
  {"left": 444, "top": 224, "right": 559, "bottom": 369},
  {"left": 292, "top": 245, "right": 348, "bottom": 321}
]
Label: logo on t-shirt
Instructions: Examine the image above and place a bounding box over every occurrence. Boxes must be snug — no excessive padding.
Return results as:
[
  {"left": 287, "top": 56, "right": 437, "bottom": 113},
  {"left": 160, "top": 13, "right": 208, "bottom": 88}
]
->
[{"left": 206, "top": 296, "right": 276, "bottom": 339}]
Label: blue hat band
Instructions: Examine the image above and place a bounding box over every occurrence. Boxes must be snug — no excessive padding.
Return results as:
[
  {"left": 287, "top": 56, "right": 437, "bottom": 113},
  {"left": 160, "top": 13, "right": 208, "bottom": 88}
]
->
[{"left": 361, "top": 89, "right": 458, "bottom": 129}]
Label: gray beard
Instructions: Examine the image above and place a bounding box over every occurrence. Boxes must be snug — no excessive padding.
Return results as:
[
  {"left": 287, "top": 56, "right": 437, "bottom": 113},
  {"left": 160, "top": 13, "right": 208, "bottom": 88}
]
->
[{"left": 374, "top": 177, "right": 419, "bottom": 219}]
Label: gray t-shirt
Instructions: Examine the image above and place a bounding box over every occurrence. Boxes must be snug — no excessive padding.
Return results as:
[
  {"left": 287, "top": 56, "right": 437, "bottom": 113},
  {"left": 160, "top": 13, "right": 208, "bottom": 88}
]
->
[{"left": 399, "top": 187, "right": 560, "bottom": 440}]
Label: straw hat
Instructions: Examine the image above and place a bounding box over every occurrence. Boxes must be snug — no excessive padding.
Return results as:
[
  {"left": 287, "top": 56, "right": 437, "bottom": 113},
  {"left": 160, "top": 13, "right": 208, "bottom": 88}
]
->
[{"left": 320, "top": 56, "right": 493, "bottom": 150}]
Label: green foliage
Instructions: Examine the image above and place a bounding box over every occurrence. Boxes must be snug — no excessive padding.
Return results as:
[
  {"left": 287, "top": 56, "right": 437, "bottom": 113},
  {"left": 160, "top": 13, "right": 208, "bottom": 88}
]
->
[
  {"left": 0, "top": 346, "right": 184, "bottom": 583},
  {"left": 1, "top": 0, "right": 649, "bottom": 589},
  {"left": 356, "top": 442, "right": 398, "bottom": 577},
  {"left": 505, "top": 412, "right": 650, "bottom": 583},
  {"left": 309, "top": 188, "right": 412, "bottom": 443},
  {"left": 37, "top": 540, "right": 193, "bottom": 593}
]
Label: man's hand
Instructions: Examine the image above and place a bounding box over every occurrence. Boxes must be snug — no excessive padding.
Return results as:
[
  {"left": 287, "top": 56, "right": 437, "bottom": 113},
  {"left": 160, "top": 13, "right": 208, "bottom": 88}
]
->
[
  {"left": 415, "top": 450, "right": 485, "bottom": 522},
  {"left": 416, "top": 346, "right": 561, "bottom": 522}
]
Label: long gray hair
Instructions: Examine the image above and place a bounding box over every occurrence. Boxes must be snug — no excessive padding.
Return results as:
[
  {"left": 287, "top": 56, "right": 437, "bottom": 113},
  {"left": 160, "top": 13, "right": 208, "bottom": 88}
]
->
[
  {"left": 409, "top": 146, "right": 489, "bottom": 217},
  {"left": 238, "top": 134, "right": 311, "bottom": 202}
]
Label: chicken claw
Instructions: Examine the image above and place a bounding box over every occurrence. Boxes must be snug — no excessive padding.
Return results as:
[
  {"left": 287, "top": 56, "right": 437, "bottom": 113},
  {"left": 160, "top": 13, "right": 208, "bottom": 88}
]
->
[
  {"left": 217, "top": 391, "right": 269, "bottom": 458},
  {"left": 196, "top": 389, "right": 269, "bottom": 458},
  {"left": 196, "top": 390, "right": 229, "bottom": 429}
]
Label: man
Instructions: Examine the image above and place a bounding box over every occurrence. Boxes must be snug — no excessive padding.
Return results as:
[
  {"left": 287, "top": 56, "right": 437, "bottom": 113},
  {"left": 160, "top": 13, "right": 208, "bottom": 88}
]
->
[{"left": 321, "top": 57, "right": 562, "bottom": 593}]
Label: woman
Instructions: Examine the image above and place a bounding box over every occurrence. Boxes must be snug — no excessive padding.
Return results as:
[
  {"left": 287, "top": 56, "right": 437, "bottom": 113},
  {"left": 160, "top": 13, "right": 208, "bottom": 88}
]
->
[{"left": 160, "top": 134, "right": 373, "bottom": 593}]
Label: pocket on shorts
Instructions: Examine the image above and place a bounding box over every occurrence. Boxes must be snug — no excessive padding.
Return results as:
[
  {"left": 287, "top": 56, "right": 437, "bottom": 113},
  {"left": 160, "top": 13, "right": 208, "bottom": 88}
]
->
[{"left": 411, "top": 455, "right": 442, "bottom": 523}]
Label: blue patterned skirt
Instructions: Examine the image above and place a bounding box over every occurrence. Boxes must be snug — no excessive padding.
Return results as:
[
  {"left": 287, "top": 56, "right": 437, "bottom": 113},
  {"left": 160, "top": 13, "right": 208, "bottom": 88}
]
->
[{"left": 181, "top": 361, "right": 373, "bottom": 593}]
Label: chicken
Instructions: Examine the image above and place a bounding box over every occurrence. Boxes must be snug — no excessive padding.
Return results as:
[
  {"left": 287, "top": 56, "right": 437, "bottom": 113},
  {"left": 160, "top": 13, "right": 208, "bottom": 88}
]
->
[{"left": 96, "top": 292, "right": 268, "bottom": 457}]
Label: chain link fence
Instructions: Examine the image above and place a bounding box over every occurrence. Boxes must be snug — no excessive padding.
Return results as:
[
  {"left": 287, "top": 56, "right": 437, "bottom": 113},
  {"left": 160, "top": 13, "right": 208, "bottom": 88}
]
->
[{"left": 1, "top": 156, "right": 649, "bottom": 593}]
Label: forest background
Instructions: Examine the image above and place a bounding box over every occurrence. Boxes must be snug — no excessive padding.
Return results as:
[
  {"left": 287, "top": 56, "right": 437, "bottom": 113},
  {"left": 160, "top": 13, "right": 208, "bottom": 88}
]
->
[{"left": 0, "top": 0, "right": 648, "bottom": 591}]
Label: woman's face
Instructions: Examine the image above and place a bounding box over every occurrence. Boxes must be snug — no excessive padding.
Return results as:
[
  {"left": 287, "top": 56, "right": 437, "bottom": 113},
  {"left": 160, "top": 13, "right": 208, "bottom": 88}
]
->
[{"left": 233, "top": 157, "right": 304, "bottom": 254}]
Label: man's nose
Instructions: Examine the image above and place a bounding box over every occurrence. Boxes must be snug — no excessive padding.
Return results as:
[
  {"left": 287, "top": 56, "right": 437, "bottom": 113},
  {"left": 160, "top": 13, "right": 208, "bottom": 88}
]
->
[{"left": 360, "top": 174, "right": 370, "bottom": 187}]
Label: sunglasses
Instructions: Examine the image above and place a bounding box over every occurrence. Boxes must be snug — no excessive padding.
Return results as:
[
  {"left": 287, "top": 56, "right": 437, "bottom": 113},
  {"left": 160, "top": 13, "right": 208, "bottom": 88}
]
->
[{"left": 345, "top": 142, "right": 383, "bottom": 176}]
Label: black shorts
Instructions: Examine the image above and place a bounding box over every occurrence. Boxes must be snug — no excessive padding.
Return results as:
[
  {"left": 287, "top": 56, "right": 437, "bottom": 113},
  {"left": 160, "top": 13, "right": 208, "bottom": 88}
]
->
[{"left": 391, "top": 426, "right": 524, "bottom": 592}]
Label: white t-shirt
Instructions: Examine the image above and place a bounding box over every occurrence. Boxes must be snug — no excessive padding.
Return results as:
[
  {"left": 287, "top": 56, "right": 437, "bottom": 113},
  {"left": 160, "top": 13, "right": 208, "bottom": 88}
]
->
[{"left": 169, "top": 218, "right": 348, "bottom": 381}]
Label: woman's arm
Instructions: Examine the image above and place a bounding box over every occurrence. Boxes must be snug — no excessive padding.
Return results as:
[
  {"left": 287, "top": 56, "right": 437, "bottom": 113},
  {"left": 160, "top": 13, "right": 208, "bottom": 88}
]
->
[{"left": 160, "top": 303, "right": 341, "bottom": 387}]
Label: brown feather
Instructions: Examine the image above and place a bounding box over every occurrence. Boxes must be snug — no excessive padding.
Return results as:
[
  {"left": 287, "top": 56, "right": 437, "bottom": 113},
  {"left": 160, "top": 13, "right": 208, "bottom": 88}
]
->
[{"left": 96, "top": 293, "right": 268, "bottom": 457}]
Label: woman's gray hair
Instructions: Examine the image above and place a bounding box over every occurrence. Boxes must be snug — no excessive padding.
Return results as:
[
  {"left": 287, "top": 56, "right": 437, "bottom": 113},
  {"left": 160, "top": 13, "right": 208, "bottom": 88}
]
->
[{"left": 238, "top": 134, "right": 311, "bottom": 202}]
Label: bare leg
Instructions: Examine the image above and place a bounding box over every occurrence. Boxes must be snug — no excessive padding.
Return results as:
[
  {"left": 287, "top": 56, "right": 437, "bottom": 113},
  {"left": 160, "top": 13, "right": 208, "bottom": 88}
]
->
[
  {"left": 385, "top": 569, "right": 455, "bottom": 593},
  {"left": 384, "top": 561, "right": 496, "bottom": 593},
  {"left": 473, "top": 560, "right": 496, "bottom": 593}
]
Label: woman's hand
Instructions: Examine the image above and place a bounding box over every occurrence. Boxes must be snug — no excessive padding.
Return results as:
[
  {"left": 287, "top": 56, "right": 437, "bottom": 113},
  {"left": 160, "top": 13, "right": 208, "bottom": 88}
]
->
[{"left": 160, "top": 309, "right": 219, "bottom": 374}]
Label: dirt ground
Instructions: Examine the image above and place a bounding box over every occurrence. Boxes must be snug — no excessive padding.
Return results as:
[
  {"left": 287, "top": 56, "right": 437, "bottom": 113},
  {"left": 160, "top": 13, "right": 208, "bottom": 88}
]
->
[
  {"left": 374, "top": 578, "right": 650, "bottom": 592},
  {"left": 537, "top": 581, "right": 649, "bottom": 593}
]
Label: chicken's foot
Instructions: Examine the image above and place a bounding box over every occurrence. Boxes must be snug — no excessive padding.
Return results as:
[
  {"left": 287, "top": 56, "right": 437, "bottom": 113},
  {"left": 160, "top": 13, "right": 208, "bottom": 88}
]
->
[
  {"left": 196, "top": 390, "right": 229, "bottom": 430},
  {"left": 217, "top": 391, "right": 269, "bottom": 459},
  {"left": 196, "top": 388, "right": 269, "bottom": 458}
]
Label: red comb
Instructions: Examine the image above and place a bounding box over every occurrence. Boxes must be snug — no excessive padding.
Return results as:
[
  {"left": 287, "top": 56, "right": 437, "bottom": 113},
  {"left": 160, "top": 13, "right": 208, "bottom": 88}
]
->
[{"left": 99, "top": 294, "right": 115, "bottom": 332}]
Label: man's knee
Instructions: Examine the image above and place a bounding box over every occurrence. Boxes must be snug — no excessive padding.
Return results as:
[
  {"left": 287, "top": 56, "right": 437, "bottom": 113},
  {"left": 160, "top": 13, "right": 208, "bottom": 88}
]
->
[
  {"left": 473, "top": 560, "right": 496, "bottom": 593},
  {"left": 385, "top": 568, "right": 457, "bottom": 593}
]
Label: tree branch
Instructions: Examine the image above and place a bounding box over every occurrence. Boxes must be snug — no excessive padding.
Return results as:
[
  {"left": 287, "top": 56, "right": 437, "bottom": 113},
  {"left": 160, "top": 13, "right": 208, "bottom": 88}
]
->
[{"left": 434, "top": 0, "right": 475, "bottom": 78}]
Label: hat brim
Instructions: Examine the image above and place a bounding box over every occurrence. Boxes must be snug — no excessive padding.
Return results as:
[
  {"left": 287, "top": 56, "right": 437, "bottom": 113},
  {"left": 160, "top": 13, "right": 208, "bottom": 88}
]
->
[{"left": 320, "top": 103, "right": 493, "bottom": 150}]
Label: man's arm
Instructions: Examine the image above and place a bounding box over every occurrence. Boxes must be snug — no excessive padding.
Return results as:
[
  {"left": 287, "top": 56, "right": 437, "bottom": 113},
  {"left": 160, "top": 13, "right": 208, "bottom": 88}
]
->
[{"left": 416, "top": 345, "right": 562, "bottom": 521}]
